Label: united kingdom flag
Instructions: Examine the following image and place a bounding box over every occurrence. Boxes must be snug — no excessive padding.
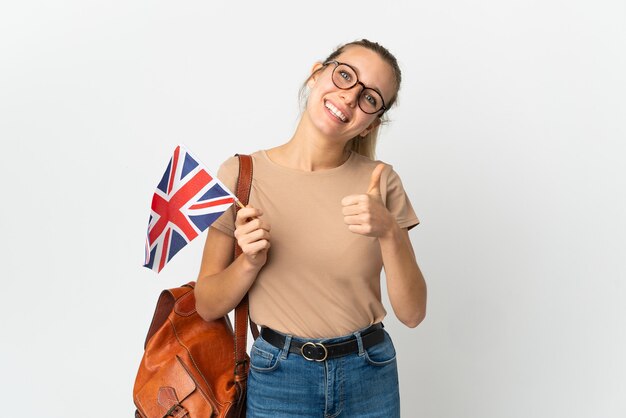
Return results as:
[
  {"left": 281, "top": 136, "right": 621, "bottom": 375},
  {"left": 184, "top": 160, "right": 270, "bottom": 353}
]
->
[{"left": 144, "top": 145, "right": 236, "bottom": 273}]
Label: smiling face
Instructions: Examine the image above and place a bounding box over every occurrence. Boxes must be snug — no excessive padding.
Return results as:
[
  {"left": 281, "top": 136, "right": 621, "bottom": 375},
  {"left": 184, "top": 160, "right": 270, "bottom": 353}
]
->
[{"left": 304, "top": 45, "right": 398, "bottom": 144}]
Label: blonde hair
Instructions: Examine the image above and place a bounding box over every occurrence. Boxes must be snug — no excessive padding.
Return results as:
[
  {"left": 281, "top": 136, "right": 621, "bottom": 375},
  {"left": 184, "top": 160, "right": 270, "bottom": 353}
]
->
[{"left": 299, "top": 39, "right": 402, "bottom": 160}]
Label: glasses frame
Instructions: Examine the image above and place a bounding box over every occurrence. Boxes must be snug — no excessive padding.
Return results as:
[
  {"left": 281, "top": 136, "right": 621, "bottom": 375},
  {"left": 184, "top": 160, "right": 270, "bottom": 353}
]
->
[{"left": 323, "top": 60, "right": 388, "bottom": 116}]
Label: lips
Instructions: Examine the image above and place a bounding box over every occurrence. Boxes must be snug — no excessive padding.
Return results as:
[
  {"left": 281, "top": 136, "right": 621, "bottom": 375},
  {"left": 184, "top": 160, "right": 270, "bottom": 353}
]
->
[{"left": 324, "top": 100, "right": 349, "bottom": 123}]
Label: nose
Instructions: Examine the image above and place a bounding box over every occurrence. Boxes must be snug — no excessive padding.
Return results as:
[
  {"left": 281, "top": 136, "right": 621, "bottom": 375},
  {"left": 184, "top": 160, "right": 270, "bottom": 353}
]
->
[{"left": 340, "top": 84, "right": 363, "bottom": 108}]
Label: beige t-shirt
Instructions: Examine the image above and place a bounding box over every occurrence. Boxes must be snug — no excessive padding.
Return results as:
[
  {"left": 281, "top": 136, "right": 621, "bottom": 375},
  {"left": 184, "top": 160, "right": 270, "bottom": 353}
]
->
[{"left": 211, "top": 150, "right": 419, "bottom": 338}]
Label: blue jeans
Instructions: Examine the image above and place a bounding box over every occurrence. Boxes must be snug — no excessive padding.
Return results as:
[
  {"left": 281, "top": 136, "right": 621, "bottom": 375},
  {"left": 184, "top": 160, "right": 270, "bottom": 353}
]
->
[{"left": 246, "top": 324, "right": 400, "bottom": 417}]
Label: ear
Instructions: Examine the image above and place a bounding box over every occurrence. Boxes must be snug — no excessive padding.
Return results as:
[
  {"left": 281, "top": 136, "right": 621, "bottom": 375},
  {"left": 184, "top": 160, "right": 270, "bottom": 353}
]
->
[
  {"left": 306, "top": 62, "right": 325, "bottom": 89},
  {"left": 359, "top": 118, "right": 382, "bottom": 137}
]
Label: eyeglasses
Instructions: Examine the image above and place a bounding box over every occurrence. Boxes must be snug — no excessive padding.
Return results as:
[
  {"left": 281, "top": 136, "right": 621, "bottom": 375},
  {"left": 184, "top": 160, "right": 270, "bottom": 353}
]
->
[{"left": 323, "top": 60, "right": 387, "bottom": 115}]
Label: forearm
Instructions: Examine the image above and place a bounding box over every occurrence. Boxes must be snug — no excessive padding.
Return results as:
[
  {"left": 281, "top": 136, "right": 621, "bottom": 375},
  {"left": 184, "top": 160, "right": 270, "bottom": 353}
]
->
[
  {"left": 379, "top": 224, "right": 427, "bottom": 328},
  {"left": 195, "top": 255, "right": 261, "bottom": 321}
]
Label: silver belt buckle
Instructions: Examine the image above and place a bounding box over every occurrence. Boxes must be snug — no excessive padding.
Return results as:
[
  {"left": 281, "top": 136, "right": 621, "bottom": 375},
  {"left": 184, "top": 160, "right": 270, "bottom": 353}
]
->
[{"left": 301, "top": 342, "right": 328, "bottom": 362}]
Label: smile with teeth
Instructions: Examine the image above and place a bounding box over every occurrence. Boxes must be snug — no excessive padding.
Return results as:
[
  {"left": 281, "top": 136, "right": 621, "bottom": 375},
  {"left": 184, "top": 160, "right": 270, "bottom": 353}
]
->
[{"left": 325, "top": 101, "right": 348, "bottom": 122}]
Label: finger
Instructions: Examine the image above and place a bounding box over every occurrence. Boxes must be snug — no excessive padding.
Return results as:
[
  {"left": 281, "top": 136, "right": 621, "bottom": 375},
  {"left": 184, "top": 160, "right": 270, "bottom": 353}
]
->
[
  {"left": 367, "top": 163, "right": 385, "bottom": 196},
  {"left": 341, "top": 205, "right": 363, "bottom": 216},
  {"left": 235, "top": 218, "right": 271, "bottom": 237},
  {"left": 236, "top": 218, "right": 261, "bottom": 236},
  {"left": 344, "top": 212, "right": 371, "bottom": 224},
  {"left": 237, "top": 206, "right": 263, "bottom": 219},
  {"left": 243, "top": 239, "right": 271, "bottom": 256},
  {"left": 239, "top": 228, "right": 271, "bottom": 246},
  {"left": 343, "top": 214, "right": 367, "bottom": 225},
  {"left": 235, "top": 207, "right": 263, "bottom": 226},
  {"left": 341, "top": 194, "right": 367, "bottom": 207},
  {"left": 347, "top": 224, "right": 372, "bottom": 235}
]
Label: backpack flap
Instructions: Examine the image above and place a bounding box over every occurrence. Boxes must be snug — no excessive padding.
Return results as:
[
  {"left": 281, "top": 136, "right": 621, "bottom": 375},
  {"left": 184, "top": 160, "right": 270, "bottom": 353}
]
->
[{"left": 135, "top": 355, "right": 210, "bottom": 418}]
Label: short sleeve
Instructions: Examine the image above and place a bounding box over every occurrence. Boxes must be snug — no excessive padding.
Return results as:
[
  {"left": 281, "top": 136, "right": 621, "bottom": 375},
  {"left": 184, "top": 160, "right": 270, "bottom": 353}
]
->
[
  {"left": 382, "top": 166, "right": 420, "bottom": 230},
  {"left": 209, "top": 156, "right": 240, "bottom": 237}
]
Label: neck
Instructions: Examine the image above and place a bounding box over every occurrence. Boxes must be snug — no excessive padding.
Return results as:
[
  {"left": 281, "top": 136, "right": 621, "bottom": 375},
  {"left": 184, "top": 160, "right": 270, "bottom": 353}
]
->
[{"left": 267, "top": 111, "right": 352, "bottom": 172}]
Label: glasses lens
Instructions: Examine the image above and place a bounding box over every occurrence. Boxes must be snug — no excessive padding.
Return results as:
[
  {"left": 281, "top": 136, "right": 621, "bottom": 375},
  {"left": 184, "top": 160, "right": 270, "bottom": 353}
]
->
[
  {"left": 329, "top": 62, "right": 385, "bottom": 114},
  {"left": 332, "top": 64, "right": 357, "bottom": 89},
  {"left": 359, "top": 88, "right": 384, "bottom": 114}
]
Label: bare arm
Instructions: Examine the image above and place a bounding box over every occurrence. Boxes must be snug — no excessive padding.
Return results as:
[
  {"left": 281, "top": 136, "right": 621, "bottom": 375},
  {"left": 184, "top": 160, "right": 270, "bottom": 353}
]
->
[
  {"left": 342, "top": 163, "right": 427, "bottom": 328},
  {"left": 378, "top": 225, "right": 427, "bottom": 328},
  {"left": 195, "top": 207, "right": 271, "bottom": 321}
]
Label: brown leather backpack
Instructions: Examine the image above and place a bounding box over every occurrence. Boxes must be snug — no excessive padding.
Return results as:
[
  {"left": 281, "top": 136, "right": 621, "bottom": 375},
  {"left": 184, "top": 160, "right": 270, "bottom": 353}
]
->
[{"left": 133, "top": 154, "right": 257, "bottom": 418}]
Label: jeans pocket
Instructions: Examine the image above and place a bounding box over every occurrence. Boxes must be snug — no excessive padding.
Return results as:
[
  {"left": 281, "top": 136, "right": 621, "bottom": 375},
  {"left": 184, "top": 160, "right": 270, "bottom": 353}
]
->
[
  {"left": 363, "top": 331, "right": 397, "bottom": 366},
  {"left": 249, "top": 338, "right": 282, "bottom": 372}
]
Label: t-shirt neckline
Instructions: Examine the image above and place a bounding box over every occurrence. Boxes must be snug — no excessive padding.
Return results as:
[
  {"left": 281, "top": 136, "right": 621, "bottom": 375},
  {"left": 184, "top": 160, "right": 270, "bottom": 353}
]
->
[{"left": 260, "top": 149, "right": 356, "bottom": 176}]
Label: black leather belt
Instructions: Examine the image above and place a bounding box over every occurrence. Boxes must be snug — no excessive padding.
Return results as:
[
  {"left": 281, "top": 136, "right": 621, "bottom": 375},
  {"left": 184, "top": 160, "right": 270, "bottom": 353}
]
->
[{"left": 260, "top": 323, "right": 385, "bottom": 362}]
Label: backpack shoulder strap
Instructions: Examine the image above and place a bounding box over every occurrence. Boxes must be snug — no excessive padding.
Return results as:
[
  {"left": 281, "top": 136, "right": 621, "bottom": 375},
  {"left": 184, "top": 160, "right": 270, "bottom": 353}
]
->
[{"left": 233, "top": 154, "right": 254, "bottom": 379}]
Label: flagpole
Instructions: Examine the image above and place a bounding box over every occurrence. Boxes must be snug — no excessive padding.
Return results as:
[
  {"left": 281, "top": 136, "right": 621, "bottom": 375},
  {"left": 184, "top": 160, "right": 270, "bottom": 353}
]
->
[{"left": 235, "top": 199, "right": 245, "bottom": 209}]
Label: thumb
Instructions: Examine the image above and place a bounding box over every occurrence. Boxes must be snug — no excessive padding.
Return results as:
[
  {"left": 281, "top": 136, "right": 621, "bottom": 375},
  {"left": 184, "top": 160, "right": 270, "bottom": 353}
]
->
[{"left": 367, "top": 163, "right": 385, "bottom": 196}]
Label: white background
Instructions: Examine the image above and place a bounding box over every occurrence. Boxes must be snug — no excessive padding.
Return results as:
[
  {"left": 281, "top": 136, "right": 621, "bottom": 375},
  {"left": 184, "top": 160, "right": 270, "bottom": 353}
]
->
[{"left": 1, "top": 1, "right": 624, "bottom": 417}]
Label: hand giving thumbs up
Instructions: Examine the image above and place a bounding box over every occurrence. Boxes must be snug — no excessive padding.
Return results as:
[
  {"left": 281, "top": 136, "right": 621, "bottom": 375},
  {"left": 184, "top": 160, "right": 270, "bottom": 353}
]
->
[{"left": 341, "top": 163, "right": 395, "bottom": 238}]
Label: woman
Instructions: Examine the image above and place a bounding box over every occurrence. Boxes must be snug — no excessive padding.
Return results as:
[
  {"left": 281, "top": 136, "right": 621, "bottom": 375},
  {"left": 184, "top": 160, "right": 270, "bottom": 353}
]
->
[{"left": 196, "top": 39, "right": 427, "bottom": 417}]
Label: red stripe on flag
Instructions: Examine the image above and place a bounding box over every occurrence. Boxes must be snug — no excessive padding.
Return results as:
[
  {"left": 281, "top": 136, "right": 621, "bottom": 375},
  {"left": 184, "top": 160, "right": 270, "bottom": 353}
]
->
[
  {"left": 166, "top": 170, "right": 211, "bottom": 240},
  {"left": 189, "top": 197, "right": 234, "bottom": 210},
  {"left": 148, "top": 194, "right": 169, "bottom": 244},
  {"left": 167, "top": 146, "right": 180, "bottom": 194},
  {"left": 159, "top": 228, "right": 171, "bottom": 272},
  {"left": 149, "top": 170, "right": 212, "bottom": 244}
]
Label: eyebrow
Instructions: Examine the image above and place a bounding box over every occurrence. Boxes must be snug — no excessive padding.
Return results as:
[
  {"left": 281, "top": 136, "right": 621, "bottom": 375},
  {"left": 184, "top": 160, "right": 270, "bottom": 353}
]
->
[{"left": 344, "top": 61, "right": 386, "bottom": 99}]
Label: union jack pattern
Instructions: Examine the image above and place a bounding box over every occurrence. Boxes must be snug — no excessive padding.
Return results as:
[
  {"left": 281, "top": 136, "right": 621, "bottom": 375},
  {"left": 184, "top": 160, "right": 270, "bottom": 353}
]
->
[{"left": 144, "top": 145, "right": 236, "bottom": 273}]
